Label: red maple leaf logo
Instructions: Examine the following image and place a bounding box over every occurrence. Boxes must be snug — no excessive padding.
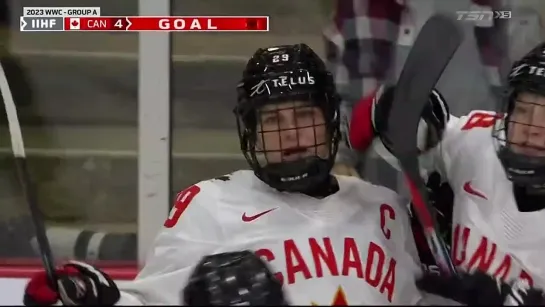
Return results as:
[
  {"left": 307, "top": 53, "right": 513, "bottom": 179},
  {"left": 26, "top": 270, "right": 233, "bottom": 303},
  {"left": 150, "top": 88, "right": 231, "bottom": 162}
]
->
[{"left": 311, "top": 286, "right": 348, "bottom": 306}]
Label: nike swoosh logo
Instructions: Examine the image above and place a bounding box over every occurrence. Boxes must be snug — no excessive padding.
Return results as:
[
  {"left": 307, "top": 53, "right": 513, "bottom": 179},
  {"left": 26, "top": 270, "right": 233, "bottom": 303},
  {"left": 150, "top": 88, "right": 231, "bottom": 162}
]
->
[
  {"left": 242, "top": 208, "right": 277, "bottom": 222},
  {"left": 463, "top": 181, "right": 488, "bottom": 200}
]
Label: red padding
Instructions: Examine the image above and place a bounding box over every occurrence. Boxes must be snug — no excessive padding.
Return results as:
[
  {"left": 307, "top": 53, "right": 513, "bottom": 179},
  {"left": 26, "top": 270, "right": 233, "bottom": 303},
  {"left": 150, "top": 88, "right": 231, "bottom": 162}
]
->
[{"left": 0, "top": 258, "right": 138, "bottom": 279}]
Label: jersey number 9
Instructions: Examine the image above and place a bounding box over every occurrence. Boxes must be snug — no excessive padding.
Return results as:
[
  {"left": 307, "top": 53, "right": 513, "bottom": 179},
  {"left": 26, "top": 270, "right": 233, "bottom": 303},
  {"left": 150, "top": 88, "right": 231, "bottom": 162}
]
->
[{"left": 164, "top": 185, "right": 201, "bottom": 228}]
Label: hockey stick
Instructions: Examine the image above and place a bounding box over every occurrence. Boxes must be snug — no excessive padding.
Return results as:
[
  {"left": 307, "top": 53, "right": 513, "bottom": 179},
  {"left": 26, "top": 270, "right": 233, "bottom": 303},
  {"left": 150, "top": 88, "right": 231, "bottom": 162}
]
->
[
  {"left": 385, "top": 14, "right": 462, "bottom": 277},
  {"left": 0, "top": 58, "right": 58, "bottom": 288}
]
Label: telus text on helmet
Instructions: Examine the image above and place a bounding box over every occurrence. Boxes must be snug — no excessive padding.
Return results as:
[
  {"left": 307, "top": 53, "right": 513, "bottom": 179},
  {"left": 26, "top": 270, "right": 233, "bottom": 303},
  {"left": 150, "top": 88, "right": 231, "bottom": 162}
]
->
[
  {"left": 250, "top": 73, "right": 315, "bottom": 97},
  {"left": 510, "top": 63, "right": 545, "bottom": 78},
  {"left": 528, "top": 65, "right": 545, "bottom": 77}
]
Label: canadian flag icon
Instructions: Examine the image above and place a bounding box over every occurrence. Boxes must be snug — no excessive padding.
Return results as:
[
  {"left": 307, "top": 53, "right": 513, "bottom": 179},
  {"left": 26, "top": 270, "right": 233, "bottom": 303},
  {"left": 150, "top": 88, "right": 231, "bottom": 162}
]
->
[{"left": 69, "top": 18, "right": 80, "bottom": 30}]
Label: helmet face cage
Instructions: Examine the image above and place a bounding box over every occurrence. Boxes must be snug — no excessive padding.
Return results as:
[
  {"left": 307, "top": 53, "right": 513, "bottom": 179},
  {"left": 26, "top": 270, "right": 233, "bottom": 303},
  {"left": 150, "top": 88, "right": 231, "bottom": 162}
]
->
[
  {"left": 234, "top": 44, "right": 341, "bottom": 192},
  {"left": 492, "top": 43, "right": 545, "bottom": 186}
]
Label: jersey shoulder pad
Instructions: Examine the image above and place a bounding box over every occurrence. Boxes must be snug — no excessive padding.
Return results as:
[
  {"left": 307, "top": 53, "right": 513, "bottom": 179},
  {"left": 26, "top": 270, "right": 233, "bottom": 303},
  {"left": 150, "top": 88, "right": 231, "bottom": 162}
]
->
[
  {"left": 163, "top": 170, "right": 255, "bottom": 229},
  {"left": 441, "top": 110, "right": 500, "bottom": 154},
  {"left": 454, "top": 110, "right": 502, "bottom": 132},
  {"left": 163, "top": 176, "right": 224, "bottom": 230},
  {"left": 341, "top": 176, "right": 405, "bottom": 209}
]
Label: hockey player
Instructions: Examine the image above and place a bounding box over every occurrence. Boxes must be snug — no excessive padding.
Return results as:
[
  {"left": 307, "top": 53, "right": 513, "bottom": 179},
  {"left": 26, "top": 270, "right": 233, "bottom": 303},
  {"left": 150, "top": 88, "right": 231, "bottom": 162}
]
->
[
  {"left": 22, "top": 43, "right": 432, "bottom": 306},
  {"left": 347, "top": 42, "right": 545, "bottom": 302},
  {"left": 21, "top": 44, "right": 529, "bottom": 306}
]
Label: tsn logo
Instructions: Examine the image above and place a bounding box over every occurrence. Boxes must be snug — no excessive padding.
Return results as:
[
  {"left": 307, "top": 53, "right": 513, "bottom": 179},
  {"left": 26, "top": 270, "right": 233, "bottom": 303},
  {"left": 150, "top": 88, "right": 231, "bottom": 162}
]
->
[{"left": 456, "top": 10, "right": 511, "bottom": 21}]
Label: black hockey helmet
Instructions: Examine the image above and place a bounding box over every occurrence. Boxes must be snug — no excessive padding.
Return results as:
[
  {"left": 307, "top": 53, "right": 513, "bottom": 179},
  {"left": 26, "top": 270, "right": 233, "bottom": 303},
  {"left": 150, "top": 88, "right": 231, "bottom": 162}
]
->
[
  {"left": 492, "top": 42, "right": 545, "bottom": 195},
  {"left": 234, "top": 44, "right": 341, "bottom": 192}
]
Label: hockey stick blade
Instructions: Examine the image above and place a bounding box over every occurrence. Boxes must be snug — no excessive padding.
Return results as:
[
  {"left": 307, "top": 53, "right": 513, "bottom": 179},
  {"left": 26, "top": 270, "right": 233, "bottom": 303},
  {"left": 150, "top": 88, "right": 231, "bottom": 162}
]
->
[
  {"left": 0, "top": 59, "right": 58, "bottom": 288},
  {"left": 386, "top": 14, "right": 463, "bottom": 276}
]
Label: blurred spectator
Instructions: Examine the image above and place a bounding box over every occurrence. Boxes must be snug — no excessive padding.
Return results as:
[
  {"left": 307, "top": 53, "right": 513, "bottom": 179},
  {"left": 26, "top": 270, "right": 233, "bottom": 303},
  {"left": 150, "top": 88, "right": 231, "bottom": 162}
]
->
[{"left": 324, "top": 0, "right": 544, "bottom": 190}]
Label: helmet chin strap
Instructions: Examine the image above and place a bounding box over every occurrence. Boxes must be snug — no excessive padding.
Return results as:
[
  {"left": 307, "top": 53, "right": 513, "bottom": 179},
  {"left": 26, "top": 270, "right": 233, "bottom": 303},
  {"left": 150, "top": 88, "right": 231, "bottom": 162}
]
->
[
  {"left": 513, "top": 183, "right": 545, "bottom": 212},
  {"left": 258, "top": 156, "right": 338, "bottom": 198},
  {"left": 301, "top": 174, "right": 339, "bottom": 198}
]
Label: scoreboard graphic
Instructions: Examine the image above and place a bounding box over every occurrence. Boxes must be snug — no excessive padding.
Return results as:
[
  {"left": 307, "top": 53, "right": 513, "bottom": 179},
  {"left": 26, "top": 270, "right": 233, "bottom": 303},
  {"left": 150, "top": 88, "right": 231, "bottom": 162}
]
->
[{"left": 19, "top": 7, "right": 269, "bottom": 32}]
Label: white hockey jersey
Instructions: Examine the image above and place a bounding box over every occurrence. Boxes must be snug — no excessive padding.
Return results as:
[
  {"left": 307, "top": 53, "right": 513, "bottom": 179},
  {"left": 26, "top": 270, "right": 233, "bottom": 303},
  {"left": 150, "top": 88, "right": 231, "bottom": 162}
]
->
[
  {"left": 376, "top": 110, "right": 545, "bottom": 290},
  {"left": 116, "top": 170, "right": 425, "bottom": 305}
]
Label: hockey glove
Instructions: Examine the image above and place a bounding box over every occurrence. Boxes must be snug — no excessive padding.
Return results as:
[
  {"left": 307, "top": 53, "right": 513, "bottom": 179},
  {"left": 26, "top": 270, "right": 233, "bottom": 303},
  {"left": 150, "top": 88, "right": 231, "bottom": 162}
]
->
[
  {"left": 183, "top": 250, "right": 288, "bottom": 306},
  {"left": 348, "top": 84, "right": 450, "bottom": 153},
  {"left": 416, "top": 270, "right": 545, "bottom": 305},
  {"left": 24, "top": 261, "right": 120, "bottom": 306}
]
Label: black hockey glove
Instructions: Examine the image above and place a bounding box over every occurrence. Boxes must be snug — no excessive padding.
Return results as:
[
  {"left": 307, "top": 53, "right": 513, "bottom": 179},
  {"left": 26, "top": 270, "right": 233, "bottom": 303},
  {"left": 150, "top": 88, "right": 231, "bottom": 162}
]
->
[
  {"left": 24, "top": 261, "right": 120, "bottom": 306},
  {"left": 183, "top": 250, "right": 288, "bottom": 306},
  {"left": 416, "top": 270, "right": 545, "bottom": 305},
  {"left": 372, "top": 84, "right": 450, "bottom": 153}
]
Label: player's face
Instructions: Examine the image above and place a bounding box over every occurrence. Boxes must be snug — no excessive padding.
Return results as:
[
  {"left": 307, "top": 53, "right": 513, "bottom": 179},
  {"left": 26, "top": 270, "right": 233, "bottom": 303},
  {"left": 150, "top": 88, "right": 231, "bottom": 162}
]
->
[
  {"left": 508, "top": 91, "right": 545, "bottom": 157},
  {"left": 256, "top": 100, "right": 328, "bottom": 164}
]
